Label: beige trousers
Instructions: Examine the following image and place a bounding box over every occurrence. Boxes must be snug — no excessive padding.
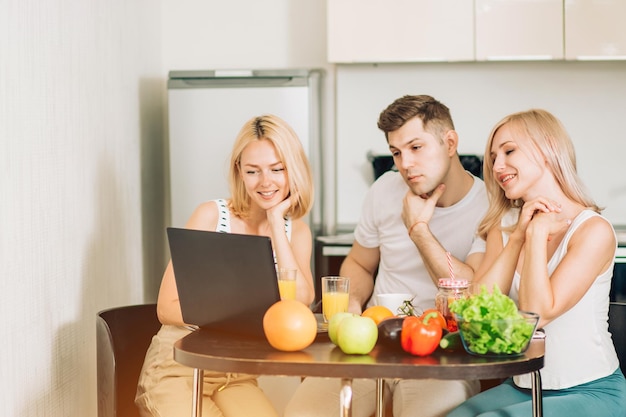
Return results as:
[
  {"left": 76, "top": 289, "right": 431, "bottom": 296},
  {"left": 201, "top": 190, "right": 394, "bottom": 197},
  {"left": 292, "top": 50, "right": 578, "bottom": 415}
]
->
[
  {"left": 135, "top": 325, "right": 278, "bottom": 417},
  {"left": 284, "top": 377, "right": 480, "bottom": 417}
]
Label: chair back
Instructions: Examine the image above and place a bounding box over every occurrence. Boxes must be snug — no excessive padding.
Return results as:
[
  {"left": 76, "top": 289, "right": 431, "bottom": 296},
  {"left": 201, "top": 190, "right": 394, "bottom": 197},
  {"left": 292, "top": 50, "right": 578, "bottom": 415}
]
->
[
  {"left": 97, "top": 304, "right": 161, "bottom": 417},
  {"left": 609, "top": 302, "right": 626, "bottom": 374}
]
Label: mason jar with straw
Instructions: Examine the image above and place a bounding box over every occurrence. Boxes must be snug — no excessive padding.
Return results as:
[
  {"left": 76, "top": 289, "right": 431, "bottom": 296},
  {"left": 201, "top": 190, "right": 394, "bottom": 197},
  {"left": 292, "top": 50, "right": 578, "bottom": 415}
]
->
[{"left": 435, "top": 252, "right": 469, "bottom": 331}]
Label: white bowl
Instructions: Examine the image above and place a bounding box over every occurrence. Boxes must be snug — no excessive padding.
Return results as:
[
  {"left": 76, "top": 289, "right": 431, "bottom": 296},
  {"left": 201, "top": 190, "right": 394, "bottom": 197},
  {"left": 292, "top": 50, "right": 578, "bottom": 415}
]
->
[{"left": 376, "top": 293, "right": 413, "bottom": 315}]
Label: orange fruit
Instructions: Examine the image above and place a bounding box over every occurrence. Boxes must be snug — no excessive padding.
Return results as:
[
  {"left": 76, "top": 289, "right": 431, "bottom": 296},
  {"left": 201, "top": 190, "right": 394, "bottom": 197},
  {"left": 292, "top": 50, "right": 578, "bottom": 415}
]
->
[
  {"left": 361, "top": 305, "right": 395, "bottom": 325},
  {"left": 263, "top": 299, "right": 317, "bottom": 351}
]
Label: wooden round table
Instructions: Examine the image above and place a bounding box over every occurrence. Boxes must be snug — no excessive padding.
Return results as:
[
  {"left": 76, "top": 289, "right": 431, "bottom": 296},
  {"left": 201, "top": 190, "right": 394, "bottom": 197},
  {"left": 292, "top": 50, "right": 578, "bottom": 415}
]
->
[{"left": 174, "top": 328, "right": 544, "bottom": 417}]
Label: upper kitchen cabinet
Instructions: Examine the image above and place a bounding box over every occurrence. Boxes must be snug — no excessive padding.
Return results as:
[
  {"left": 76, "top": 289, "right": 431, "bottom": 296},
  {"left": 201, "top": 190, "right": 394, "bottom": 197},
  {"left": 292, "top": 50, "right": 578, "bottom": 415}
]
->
[
  {"left": 327, "top": 0, "right": 474, "bottom": 63},
  {"left": 565, "top": 0, "right": 626, "bottom": 60},
  {"left": 475, "top": 0, "right": 564, "bottom": 60}
]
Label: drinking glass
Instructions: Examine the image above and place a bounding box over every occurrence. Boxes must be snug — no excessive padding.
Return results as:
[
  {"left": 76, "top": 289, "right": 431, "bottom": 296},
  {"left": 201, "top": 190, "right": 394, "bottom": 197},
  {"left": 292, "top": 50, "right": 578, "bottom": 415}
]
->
[
  {"left": 321, "top": 276, "right": 350, "bottom": 322},
  {"left": 277, "top": 268, "right": 297, "bottom": 300}
]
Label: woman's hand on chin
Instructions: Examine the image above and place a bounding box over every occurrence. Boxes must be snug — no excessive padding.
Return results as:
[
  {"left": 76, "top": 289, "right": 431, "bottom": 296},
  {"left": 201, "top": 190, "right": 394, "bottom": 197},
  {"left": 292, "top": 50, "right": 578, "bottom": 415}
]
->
[
  {"left": 514, "top": 197, "right": 562, "bottom": 241},
  {"left": 267, "top": 195, "right": 292, "bottom": 225}
]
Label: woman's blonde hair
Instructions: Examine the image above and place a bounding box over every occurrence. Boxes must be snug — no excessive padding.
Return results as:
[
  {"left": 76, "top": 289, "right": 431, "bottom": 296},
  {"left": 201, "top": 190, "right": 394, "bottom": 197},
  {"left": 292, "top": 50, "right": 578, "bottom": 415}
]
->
[
  {"left": 228, "top": 114, "right": 314, "bottom": 219},
  {"left": 478, "top": 109, "right": 600, "bottom": 239}
]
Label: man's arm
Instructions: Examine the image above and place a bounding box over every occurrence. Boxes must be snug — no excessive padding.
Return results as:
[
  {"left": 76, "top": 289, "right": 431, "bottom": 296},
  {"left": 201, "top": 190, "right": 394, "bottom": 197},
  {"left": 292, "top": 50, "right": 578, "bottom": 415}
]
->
[
  {"left": 407, "top": 222, "right": 479, "bottom": 284},
  {"left": 339, "top": 241, "right": 380, "bottom": 314},
  {"left": 402, "top": 183, "right": 482, "bottom": 284}
]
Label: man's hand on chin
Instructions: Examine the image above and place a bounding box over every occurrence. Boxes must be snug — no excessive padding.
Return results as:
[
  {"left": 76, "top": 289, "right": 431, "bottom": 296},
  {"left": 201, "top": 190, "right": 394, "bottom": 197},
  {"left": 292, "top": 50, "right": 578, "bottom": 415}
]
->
[{"left": 402, "top": 184, "right": 446, "bottom": 229}]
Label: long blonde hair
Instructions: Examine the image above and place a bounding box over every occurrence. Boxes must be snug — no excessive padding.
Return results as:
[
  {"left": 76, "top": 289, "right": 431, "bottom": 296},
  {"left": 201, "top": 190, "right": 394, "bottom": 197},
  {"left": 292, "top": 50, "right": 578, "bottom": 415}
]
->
[
  {"left": 478, "top": 109, "right": 600, "bottom": 239},
  {"left": 228, "top": 114, "right": 314, "bottom": 219}
]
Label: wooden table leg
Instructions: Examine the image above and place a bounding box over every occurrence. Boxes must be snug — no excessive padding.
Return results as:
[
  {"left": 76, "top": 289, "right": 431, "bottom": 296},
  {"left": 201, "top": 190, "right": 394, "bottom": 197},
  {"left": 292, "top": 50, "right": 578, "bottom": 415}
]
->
[
  {"left": 531, "top": 370, "right": 543, "bottom": 417},
  {"left": 192, "top": 368, "right": 204, "bottom": 417},
  {"left": 340, "top": 378, "right": 353, "bottom": 417},
  {"left": 375, "top": 378, "right": 384, "bottom": 417}
]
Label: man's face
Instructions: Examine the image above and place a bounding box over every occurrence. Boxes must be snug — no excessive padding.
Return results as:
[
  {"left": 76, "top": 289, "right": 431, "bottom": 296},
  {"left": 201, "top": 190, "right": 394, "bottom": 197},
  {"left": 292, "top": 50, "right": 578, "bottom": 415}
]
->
[{"left": 387, "top": 117, "right": 451, "bottom": 196}]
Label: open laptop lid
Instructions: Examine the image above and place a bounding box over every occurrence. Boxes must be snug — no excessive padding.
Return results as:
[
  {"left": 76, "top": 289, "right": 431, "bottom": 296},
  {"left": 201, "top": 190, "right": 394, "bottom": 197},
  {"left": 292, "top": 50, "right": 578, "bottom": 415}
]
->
[{"left": 167, "top": 227, "right": 280, "bottom": 337}]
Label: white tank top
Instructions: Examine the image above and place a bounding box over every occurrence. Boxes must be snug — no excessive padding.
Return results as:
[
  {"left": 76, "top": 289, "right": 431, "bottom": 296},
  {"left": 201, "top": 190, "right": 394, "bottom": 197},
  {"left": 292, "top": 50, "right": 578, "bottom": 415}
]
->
[
  {"left": 502, "top": 209, "right": 619, "bottom": 389},
  {"left": 213, "top": 199, "right": 292, "bottom": 239}
]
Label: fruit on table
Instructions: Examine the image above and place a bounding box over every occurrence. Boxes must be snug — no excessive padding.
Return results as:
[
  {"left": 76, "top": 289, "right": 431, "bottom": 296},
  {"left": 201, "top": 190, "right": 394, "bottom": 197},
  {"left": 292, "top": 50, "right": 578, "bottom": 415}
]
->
[
  {"left": 336, "top": 315, "right": 378, "bottom": 355},
  {"left": 362, "top": 305, "right": 395, "bottom": 325},
  {"left": 401, "top": 311, "right": 444, "bottom": 356},
  {"left": 328, "top": 312, "right": 355, "bottom": 345},
  {"left": 263, "top": 299, "right": 317, "bottom": 352}
]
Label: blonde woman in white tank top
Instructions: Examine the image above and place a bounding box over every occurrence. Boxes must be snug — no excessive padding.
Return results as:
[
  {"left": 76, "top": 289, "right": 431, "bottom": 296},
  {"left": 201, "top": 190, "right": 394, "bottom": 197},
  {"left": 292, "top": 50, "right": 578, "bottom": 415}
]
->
[
  {"left": 135, "top": 115, "right": 315, "bottom": 417},
  {"left": 449, "top": 109, "right": 626, "bottom": 417}
]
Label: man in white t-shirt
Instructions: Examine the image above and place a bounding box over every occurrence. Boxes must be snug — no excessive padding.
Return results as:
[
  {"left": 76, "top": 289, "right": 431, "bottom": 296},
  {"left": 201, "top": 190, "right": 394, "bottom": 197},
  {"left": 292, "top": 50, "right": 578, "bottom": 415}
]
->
[{"left": 285, "top": 95, "right": 489, "bottom": 417}]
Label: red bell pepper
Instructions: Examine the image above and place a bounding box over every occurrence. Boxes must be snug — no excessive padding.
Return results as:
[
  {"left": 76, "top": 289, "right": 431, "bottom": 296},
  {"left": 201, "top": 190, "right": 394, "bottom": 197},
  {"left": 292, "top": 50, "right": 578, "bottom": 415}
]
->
[{"left": 401, "top": 311, "right": 443, "bottom": 356}]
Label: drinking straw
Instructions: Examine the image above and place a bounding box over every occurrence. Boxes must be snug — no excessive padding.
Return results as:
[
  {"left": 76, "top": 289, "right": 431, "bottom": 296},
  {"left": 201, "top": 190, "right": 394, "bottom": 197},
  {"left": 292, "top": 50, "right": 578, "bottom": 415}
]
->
[{"left": 446, "top": 251, "right": 455, "bottom": 280}]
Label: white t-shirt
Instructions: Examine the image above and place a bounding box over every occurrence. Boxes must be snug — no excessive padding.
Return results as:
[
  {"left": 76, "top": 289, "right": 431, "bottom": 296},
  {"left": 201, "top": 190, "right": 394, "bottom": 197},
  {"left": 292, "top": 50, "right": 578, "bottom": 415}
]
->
[
  {"left": 502, "top": 209, "right": 620, "bottom": 389},
  {"left": 354, "top": 171, "right": 489, "bottom": 310}
]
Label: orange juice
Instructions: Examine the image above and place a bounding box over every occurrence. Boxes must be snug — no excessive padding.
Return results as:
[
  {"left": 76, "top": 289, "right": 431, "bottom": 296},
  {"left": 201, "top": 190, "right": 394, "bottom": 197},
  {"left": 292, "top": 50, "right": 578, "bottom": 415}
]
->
[
  {"left": 278, "top": 278, "right": 297, "bottom": 300},
  {"left": 322, "top": 291, "right": 350, "bottom": 322}
]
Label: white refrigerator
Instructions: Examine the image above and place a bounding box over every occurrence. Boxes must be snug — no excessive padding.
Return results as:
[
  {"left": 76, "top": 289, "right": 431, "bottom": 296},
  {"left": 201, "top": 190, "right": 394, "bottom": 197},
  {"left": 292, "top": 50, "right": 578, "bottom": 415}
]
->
[{"left": 167, "top": 69, "right": 328, "bottom": 233}]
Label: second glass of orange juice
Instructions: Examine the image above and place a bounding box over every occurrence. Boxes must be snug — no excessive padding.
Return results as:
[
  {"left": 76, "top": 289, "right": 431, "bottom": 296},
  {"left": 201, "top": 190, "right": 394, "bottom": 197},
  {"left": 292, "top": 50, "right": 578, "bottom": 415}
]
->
[{"left": 321, "top": 276, "right": 350, "bottom": 322}]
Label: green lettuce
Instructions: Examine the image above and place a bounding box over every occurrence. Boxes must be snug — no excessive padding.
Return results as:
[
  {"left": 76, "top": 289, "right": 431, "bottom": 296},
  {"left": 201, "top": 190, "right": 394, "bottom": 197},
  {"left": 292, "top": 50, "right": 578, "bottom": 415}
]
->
[{"left": 450, "top": 285, "right": 536, "bottom": 355}]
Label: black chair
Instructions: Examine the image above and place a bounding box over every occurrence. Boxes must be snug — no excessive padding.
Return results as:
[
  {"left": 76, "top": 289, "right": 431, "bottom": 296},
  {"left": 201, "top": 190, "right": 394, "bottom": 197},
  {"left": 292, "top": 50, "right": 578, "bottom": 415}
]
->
[
  {"left": 609, "top": 302, "right": 626, "bottom": 374},
  {"left": 97, "top": 304, "right": 161, "bottom": 417}
]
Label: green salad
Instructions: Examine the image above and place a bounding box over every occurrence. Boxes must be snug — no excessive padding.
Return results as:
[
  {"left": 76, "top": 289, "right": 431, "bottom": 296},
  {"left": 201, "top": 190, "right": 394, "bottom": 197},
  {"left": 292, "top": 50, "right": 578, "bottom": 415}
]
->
[{"left": 449, "top": 285, "right": 537, "bottom": 355}]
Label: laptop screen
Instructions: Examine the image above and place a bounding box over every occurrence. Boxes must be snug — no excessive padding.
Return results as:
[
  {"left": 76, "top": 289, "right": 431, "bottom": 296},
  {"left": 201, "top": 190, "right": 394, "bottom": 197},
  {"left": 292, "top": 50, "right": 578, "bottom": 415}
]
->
[{"left": 167, "top": 227, "right": 281, "bottom": 336}]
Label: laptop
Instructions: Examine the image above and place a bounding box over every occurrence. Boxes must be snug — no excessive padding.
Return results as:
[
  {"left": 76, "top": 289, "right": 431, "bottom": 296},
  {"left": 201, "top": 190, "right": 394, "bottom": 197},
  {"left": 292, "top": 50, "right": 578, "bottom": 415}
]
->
[{"left": 166, "top": 227, "right": 281, "bottom": 337}]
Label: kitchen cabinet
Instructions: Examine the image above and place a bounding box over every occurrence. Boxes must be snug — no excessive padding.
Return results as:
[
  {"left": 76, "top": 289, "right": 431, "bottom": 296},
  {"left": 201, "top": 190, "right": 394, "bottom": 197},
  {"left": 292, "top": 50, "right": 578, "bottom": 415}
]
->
[
  {"left": 327, "top": 0, "right": 474, "bottom": 63},
  {"left": 328, "top": 0, "right": 626, "bottom": 63},
  {"left": 475, "top": 0, "right": 564, "bottom": 60},
  {"left": 565, "top": 0, "right": 626, "bottom": 60}
]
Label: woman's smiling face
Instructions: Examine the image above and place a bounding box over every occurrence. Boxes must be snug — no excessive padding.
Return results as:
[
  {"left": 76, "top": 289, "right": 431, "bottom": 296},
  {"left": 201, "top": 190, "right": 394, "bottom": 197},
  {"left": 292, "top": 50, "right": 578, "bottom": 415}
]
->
[
  {"left": 490, "top": 123, "right": 545, "bottom": 201},
  {"left": 239, "top": 139, "right": 289, "bottom": 210}
]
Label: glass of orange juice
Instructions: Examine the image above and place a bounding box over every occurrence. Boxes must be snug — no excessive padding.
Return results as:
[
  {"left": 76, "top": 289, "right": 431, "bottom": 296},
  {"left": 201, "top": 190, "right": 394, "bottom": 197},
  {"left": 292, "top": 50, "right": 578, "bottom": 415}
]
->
[
  {"left": 321, "top": 276, "right": 350, "bottom": 322},
  {"left": 278, "top": 268, "right": 297, "bottom": 300}
]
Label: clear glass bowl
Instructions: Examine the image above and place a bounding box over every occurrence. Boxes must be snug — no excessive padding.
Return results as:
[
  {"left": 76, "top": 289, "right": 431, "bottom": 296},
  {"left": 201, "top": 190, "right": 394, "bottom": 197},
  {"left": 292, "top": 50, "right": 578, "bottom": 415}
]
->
[{"left": 455, "top": 311, "right": 539, "bottom": 357}]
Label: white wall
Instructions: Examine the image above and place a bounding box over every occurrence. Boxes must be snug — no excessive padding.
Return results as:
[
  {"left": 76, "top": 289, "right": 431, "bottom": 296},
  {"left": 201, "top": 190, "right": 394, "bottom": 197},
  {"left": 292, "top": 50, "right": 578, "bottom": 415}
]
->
[
  {"left": 161, "top": 0, "right": 327, "bottom": 71},
  {"left": 1, "top": 1, "right": 163, "bottom": 416},
  {"left": 336, "top": 62, "right": 626, "bottom": 229}
]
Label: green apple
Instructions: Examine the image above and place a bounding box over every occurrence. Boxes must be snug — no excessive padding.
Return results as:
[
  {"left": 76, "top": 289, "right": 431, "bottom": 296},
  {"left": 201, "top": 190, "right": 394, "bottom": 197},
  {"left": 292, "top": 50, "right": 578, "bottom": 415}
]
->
[
  {"left": 337, "top": 315, "right": 378, "bottom": 354},
  {"left": 328, "top": 312, "right": 355, "bottom": 345}
]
